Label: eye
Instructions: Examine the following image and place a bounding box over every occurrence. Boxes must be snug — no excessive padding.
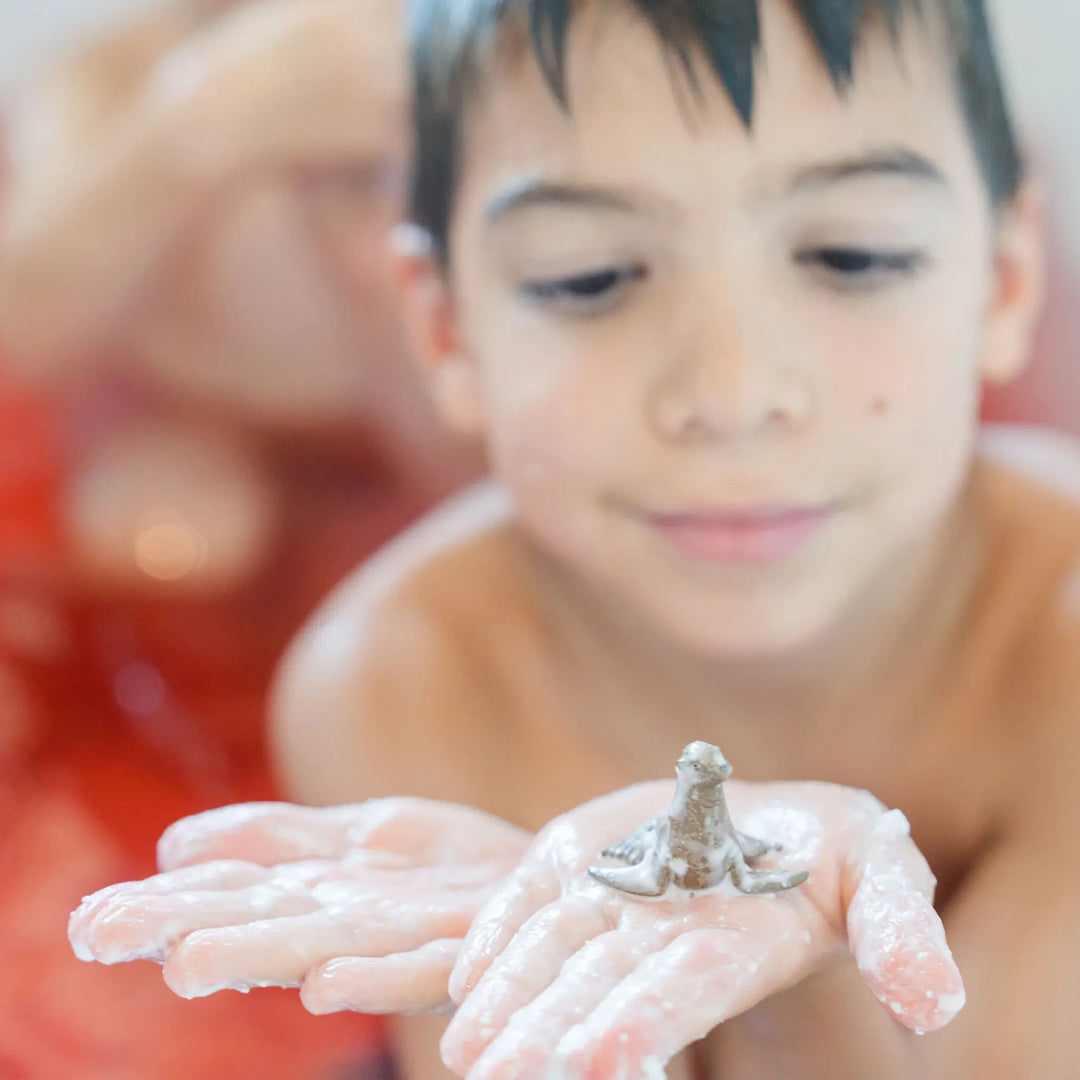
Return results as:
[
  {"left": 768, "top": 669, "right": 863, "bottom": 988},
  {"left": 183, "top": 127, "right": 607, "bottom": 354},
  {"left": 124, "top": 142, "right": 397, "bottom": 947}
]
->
[
  {"left": 794, "top": 246, "right": 928, "bottom": 291},
  {"left": 520, "top": 264, "right": 647, "bottom": 313}
]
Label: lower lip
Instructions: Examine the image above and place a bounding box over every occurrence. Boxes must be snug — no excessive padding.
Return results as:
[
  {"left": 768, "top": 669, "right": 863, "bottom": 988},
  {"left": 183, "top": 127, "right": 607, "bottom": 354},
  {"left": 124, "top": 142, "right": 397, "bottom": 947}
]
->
[{"left": 650, "top": 508, "right": 833, "bottom": 565}]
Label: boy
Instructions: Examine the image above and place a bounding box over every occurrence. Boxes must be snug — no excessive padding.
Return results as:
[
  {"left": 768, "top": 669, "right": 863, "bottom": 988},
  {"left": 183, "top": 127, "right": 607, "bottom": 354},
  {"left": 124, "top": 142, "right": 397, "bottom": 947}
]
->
[{"left": 71, "top": 0, "right": 1080, "bottom": 1076}]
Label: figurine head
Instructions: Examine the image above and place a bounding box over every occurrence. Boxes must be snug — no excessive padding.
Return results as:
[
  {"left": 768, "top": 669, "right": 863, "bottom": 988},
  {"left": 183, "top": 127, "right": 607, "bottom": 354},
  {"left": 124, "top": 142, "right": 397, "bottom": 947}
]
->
[{"left": 676, "top": 741, "right": 733, "bottom": 784}]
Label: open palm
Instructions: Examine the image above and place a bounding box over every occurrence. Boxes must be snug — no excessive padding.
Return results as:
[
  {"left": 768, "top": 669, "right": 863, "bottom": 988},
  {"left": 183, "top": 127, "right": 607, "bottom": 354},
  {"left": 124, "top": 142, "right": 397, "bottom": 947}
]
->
[
  {"left": 69, "top": 798, "right": 530, "bottom": 1015},
  {"left": 441, "top": 780, "right": 964, "bottom": 1080}
]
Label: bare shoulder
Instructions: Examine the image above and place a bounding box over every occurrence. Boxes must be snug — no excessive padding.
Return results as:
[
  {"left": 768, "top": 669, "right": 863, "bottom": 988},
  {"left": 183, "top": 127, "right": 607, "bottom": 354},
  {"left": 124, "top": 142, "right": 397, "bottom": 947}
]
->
[
  {"left": 977, "top": 423, "right": 1080, "bottom": 502},
  {"left": 1009, "top": 537, "right": 1080, "bottom": 825},
  {"left": 975, "top": 426, "right": 1080, "bottom": 828},
  {"left": 270, "top": 483, "right": 553, "bottom": 812}
]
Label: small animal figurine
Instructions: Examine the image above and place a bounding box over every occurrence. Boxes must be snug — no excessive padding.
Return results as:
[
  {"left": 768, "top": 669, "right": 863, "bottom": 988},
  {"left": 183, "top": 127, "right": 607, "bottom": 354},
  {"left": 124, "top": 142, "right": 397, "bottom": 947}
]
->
[{"left": 588, "top": 741, "right": 810, "bottom": 897}]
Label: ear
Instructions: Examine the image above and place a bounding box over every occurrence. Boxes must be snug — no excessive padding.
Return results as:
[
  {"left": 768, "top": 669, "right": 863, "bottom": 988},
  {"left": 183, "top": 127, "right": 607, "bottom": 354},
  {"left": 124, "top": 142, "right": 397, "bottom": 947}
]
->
[
  {"left": 387, "top": 224, "right": 486, "bottom": 436},
  {"left": 978, "top": 179, "right": 1048, "bottom": 386}
]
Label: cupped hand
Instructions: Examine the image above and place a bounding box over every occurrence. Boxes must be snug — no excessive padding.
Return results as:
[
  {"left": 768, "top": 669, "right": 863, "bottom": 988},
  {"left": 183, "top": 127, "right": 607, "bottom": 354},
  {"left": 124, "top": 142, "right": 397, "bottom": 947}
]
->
[
  {"left": 69, "top": 798, "right": 530, "bottom": 1016},
  {"left": 441, "top": 780, "right": 964, "bottom": 1080}
]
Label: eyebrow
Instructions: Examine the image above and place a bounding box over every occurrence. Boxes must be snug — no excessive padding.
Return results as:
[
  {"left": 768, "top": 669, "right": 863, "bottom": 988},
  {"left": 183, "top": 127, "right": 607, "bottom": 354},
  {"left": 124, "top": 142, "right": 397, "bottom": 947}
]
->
[
  {"left": 484, "top": 148, "right": 948, "bottom": 227},
  {"left": 781, "top": 147, "right": 949, "bottom": 196},
  {"left": 485, "top": 180, "right": 645, "bottom": 227}
]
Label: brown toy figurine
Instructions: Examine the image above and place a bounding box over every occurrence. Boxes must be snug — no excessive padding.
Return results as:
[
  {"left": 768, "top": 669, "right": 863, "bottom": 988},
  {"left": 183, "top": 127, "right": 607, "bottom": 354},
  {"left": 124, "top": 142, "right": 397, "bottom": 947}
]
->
[{"left": 589, "top": 742, "right": 810, "bottom": 897}]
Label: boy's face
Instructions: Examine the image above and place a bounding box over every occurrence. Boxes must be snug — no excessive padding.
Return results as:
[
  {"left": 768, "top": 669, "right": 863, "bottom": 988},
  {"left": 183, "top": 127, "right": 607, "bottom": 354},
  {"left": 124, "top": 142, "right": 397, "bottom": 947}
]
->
[{"left": 413, "top": 0, "right": 1043, "bottom": 657}]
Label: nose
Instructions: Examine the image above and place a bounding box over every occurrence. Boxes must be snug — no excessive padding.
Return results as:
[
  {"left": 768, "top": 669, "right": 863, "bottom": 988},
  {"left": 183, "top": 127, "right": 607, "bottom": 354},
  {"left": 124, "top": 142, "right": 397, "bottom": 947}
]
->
[{"left": 646, "top": 310, "right": 813, "bottom": 447}]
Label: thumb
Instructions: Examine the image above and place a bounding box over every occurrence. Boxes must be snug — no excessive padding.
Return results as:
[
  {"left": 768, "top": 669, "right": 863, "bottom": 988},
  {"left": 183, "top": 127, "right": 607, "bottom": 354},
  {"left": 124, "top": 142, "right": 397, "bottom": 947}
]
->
[{"left": 846, "top": 809, "right": 965, "bottom": 1032}]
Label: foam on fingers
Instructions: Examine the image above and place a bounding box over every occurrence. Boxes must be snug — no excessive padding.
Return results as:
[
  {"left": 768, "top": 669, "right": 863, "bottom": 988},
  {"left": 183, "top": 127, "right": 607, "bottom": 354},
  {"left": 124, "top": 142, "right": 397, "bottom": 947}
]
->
[
  {"left": 157, "top": 802, "right": 362, "bottom": 869},
  {"left": 465, "top": 929, "right": 669, "bottom": 1080},
  {"left": 162, "top": 904, "right": 431, "bottom": 998},
  {"left": 553, "top": 924, "right": 808, "bottom": 1080},
  {"left": 847, "top": 809, "right": 965, "bottom": 1032},
  {"left": 68, "top": 861, "right": 270, "bottom": 961},
  {"left": 441, "top": 896, "right": 610, "bottom": 1074},
  {"left": 849, "top": 875, "right": 965, "bottom": 1031},
  {"left": 301, "top": 938, "right": 461, "bottom": 1015},
  {"left": 448, "top": 865, "right": 560, "bottom": 1004}
]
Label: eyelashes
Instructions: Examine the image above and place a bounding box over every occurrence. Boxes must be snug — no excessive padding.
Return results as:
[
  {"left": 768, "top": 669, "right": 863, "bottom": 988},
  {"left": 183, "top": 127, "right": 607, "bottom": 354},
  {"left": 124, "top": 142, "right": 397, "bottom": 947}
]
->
[
  {"left": 516, "top": 245, "right": 930, "bottom": 316},
  {"left": 519, "top": 264, "right": 648, "bottom": 312},
  {"left": 793, "top": 246, "right": 930, "bottom": 290}
]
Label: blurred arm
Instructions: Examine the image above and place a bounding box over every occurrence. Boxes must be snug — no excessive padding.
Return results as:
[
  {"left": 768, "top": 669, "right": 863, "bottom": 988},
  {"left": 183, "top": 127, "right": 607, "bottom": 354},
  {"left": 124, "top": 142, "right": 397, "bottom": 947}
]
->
[
  {"left": 0, "top": 0, "right": 406, "bottom": 374},
  {"left": 0, "top": 10, "right": 212, "bottom": 370}
]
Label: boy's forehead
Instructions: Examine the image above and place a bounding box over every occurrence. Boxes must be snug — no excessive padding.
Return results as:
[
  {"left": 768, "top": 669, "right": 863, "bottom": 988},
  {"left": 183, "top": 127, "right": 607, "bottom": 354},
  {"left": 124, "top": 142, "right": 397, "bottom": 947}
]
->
[{"left": 455, "top": 0, "right": 973, "bottom": 214}]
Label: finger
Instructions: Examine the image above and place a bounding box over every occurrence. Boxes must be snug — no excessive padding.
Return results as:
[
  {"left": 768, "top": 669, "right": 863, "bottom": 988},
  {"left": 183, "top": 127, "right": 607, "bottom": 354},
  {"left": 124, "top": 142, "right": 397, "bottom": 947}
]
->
[
  {"left": 441, "top": 896, "right": 610, "bottom": 1075},
  {"left": 466, "top": 929, "right": 668, "bottom": 1080},
  {"left": 554, "top": 925, "right": 810, "bottom": 1080},
  {"left": 448, "top": 864, "right": 560, "bottom": 1004},
  {"left": 302, "top": 939, "right": 461, "bottom": 1016},
  {"left": 159, "top": 798, "right": 529, "bottom": 871},
  {"left": 162, "top": 902, "right": 442, "bottom": 999},
  {"left": 304, "top": 876, "right": 483, "bottom": 941},
  {"left": 846, "top": 809, "right": 965, "bottom": 1032},
  {"left": 69, "top": 861, "right": 269, "bottom": 959},
  {"left": 76, "top": 880, "right": 320, "bottom": 965},
  {"left": 157, "top": 802, "right": 371, "bottom": 869}
]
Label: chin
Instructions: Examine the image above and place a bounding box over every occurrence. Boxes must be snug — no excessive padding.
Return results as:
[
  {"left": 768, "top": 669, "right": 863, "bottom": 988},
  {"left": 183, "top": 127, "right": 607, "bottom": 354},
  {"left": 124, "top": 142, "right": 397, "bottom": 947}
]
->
[{"left": 656, "top": 591, "right": 845, "bottom": 662}]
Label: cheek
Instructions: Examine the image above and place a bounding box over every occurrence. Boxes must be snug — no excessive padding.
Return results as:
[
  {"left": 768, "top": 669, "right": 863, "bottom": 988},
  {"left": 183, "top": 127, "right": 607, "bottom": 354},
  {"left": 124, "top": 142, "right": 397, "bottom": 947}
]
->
[
  {"left": 483, "top": 363, "right": 619, "bottom": 568},
  {"left": 826, "top": 297, "right": 984, "bottom": 536},
  {"left": 477, "top": 327, "right": 626, "bottom": 495},
  {"left": 494, "top": 400, "right": 584, "bottom": 493},
  {"left": 832, "top": 302, "right": 982, "bottom": 464}
]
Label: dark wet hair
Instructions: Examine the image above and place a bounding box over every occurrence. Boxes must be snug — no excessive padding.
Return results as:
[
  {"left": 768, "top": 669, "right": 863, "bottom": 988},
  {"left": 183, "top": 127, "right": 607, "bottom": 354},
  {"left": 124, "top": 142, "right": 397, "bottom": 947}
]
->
[{"left": 408, "top": 0, "right": 1022, "bottom": 259}]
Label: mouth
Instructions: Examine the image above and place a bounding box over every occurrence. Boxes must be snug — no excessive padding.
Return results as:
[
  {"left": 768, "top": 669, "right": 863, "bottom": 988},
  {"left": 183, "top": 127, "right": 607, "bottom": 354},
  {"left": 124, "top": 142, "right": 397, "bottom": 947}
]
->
[{"left": 645, "top": 501, "right": 838, "bottom": 565}]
